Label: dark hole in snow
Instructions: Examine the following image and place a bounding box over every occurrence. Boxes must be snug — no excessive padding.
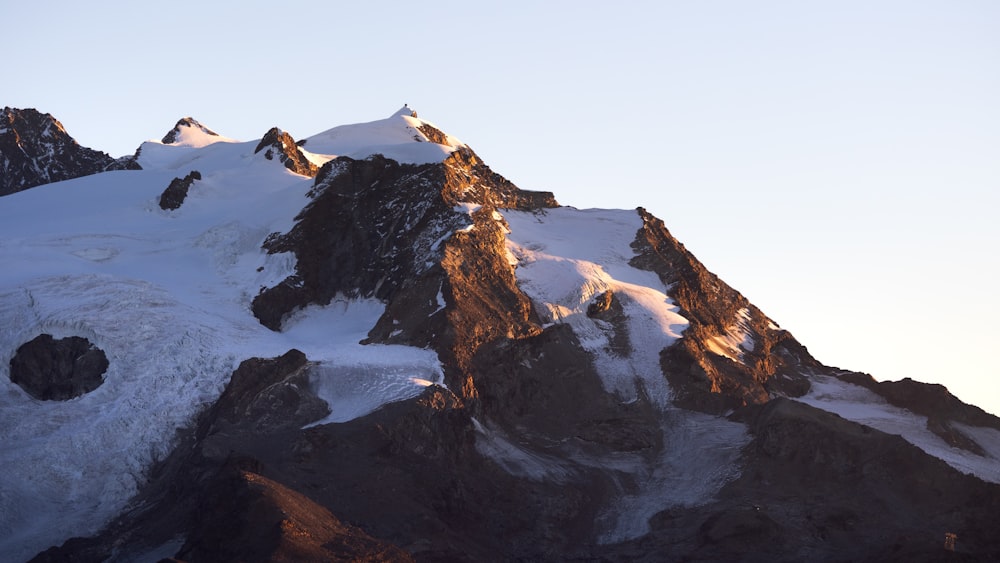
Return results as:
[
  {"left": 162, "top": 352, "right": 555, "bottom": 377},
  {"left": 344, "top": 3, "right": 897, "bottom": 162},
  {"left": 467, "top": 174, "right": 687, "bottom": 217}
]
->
[{"left": 9, "top": 334, "right": 109, "bottom": 400}]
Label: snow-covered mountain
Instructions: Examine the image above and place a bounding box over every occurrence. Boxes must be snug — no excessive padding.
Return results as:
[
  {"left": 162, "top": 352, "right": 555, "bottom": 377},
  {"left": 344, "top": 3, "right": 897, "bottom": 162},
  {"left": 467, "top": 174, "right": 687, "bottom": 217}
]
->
[{"left": 2, "top": 107, "right": 999, "bottom": 562}]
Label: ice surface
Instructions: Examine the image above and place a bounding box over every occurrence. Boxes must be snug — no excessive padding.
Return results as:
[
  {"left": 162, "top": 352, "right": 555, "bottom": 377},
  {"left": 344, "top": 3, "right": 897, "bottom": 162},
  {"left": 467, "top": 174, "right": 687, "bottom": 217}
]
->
[
  {"left": 0, "top": 127, "right": 445, "bottom": 560},
  {"left": 798, "top": 374, "right": 1000, "bottom": 483}
]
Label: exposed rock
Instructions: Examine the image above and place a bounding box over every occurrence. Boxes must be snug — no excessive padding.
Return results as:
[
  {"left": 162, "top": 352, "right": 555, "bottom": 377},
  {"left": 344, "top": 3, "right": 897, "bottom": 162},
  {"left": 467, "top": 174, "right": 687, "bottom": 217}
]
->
[
  {"left": 630, "top": 207, "right": 817, "bottom": 412},
  {"left": 158, "top": 170, "right": 201, "bottom": 210},
  {"left": 174, "top": 465, "right": 413, "bottom": 563},
  {"left": 416, "top": 123, "right": 449, "bottom": 145},
  {"left": 161, "top": 117, "right": 219, "bottom": 144},
  {"left": 252, "top": 150, "right": 556, "bottom": 338},
  {"left": 106, "top": 151, "right": 143, "bottom": 171},
  {"left": 586, "top": 289, "right": 632, "bottom": 357},
  {"left": 253, "top": 127, "right": 318, "bottom": 177},
  {"left": 1, "top": 107, "right": 116, "bottom": 196},
  {"left": 200, "top": 349, "right": 329, "bottom": 438},
  {"left": 9, "top": 334, "right": 108, "bottom": 400}
]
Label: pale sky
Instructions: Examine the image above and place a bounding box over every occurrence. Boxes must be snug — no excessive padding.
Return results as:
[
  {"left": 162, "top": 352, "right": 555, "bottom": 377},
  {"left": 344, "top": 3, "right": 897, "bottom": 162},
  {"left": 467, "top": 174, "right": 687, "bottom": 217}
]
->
[{"left": 7, "top": 1, "right": 999, "bottom": 416}]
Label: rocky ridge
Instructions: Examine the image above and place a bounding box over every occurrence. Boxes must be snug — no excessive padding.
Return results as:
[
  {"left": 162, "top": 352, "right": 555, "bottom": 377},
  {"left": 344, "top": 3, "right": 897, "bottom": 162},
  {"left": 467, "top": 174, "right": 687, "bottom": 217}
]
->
[{"left": 0, "top": 107, "right": 119, "bottom": 196}]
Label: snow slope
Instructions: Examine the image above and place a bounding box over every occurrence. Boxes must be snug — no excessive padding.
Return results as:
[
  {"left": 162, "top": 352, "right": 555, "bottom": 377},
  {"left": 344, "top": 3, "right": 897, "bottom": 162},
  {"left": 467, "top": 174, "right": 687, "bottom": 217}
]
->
[
  {"left": 303, "top": 106, "right": 467, "bottom": 165},
  {"left": 797, "top": 374, "right": 1000, "bottom": 484},
  {"left": 0, "top": 121, "right": 442, "bottom": 561}
]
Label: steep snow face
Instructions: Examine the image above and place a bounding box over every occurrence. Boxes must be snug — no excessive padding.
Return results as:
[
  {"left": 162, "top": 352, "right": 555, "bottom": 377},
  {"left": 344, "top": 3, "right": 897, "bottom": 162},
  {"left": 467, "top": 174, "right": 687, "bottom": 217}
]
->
[
  {"left": 798, "top": 374, "right": 1000, "bottom": 484},
  {"left": 0, "top": 133, "right": 441, "bottom": 560},
  {"left": 503, "top": 207, "right": 688, "bottom": 406},
  {"left": 303, "top": 106, "right": 467, "bottom": 165}
]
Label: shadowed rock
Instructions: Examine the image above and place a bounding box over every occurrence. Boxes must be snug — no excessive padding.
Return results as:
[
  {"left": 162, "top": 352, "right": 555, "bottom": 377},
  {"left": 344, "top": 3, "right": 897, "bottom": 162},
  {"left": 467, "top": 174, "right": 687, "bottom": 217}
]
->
[
  {"left": 158, "top": 170, "right": 201, "bottom": 210},
  {"left": 9, "top": 334, "right": 108, "bottom": 400}
]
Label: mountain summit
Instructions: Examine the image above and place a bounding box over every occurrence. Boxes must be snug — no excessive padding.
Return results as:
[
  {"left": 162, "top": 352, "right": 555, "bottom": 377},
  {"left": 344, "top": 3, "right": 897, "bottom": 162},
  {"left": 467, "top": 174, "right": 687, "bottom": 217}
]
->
[{"left": 2, "top": 107, "right": 999, "bottom": 562}]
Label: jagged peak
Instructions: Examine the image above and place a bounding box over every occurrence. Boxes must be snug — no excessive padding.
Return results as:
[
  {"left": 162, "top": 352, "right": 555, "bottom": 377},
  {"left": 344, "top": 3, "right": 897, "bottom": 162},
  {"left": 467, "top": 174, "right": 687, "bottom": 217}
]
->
[
  {"left": 2, "top": 107, "right": 70, "bottom": 139},
  {"left": 253, "top": 127, "right": 318, "bottom": 177},
  {"left": 0, "top": 107, "right": 115, "bottom": 196},
  {"left": 160, "top": 117, "right": 236, "bottom": 148}
]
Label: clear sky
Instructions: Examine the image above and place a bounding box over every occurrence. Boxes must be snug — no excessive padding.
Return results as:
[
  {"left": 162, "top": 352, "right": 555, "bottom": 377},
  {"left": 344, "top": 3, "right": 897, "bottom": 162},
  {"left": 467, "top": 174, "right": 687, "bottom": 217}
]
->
[{"left": 7, "top": 1, "right": 999, "bottom": 416}]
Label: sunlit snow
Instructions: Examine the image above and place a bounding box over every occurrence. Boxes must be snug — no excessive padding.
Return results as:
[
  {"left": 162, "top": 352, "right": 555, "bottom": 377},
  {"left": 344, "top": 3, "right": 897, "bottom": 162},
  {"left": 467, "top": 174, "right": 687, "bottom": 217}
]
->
[{"left": 303, "top": 106, "right": 467, "bottom": 165}]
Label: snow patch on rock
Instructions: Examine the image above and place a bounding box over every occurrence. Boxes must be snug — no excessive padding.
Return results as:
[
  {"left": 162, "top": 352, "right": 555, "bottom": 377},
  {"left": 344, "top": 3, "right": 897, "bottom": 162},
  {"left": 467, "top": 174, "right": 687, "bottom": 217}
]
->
[{"left": 504, "top": 207, "right": 688, "bottom": 406}]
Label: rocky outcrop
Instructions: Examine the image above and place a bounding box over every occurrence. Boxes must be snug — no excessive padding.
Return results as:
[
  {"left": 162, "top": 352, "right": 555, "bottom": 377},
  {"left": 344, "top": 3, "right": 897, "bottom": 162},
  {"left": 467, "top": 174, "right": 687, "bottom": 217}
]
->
[
  {"left": 176, "top": 465, "right": 414, "bottom": 563},
  {"left": 9, "top": 334, "right": 108, "bottom": 400},
  {"left": 158, "top": 170, "right": 201, "bottom": 210},
  {"left": 1, "top": 107, "right": 116, "bottom": 196},
  {"left": 253, "top": 127, "right": 318, "bottom": 177},
  {"left": 630, "top": 207, "right": 817, "bottom": 413}
]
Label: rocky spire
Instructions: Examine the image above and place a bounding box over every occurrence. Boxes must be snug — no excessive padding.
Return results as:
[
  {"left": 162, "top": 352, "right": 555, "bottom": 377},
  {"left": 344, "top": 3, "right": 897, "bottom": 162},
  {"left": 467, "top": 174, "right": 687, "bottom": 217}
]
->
[{"left": 253, "top": 127, "right": 318, "bottom": 177}]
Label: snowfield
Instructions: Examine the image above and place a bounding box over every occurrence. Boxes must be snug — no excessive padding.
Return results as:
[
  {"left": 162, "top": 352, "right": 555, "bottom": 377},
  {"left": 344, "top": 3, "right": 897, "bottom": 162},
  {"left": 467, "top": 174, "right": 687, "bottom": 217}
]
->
[{"left": 0, "top": 109, "right": 457, "bottom": 561}]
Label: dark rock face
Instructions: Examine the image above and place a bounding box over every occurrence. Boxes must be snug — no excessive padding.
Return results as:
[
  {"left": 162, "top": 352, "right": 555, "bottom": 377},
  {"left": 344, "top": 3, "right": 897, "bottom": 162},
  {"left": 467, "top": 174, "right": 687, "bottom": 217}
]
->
[
  {"left": 176, "top": 463, "right": 414, "bottom": 563},
  {"left": 161, "top": 117, "right": 219, "bottom": 144},
  {"left": 9, "top": 334, "right": 108, "bottom": 400},
  {"left": 253, "top": 127, "right": 318, "bottom": 177},
  {"left": 1, "top": 107, "right": 116, "bottom": 196},
  {"left": 158, "top": 170, "right": 202, "bottom": 210},
  {"left": 251, "top": 149, "right": 555, "bottom": 334},
  {"left": 416, "top": 123, "right": 449, "bottom": 145},
  {"left": 630, "top": 208, "right": 818, "bottom": 412}
]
